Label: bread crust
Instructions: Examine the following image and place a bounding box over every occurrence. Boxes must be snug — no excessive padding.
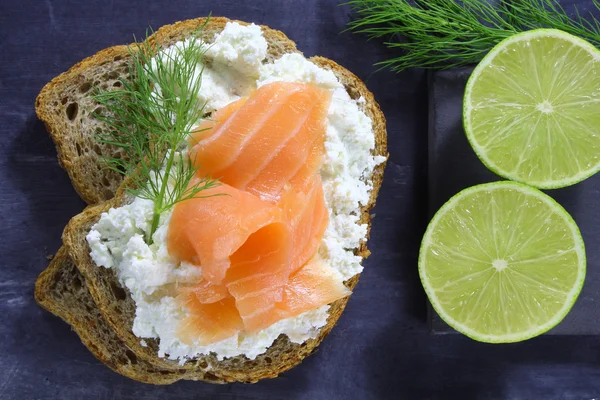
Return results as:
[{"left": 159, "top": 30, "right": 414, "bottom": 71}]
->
[{"left": 35, "top": 17, "right": 387, "bottom": 384}]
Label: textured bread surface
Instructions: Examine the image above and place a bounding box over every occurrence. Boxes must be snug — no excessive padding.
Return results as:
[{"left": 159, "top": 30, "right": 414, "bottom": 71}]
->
[{"left": 35, "top": 16, "right": 387, "bottom": 384}]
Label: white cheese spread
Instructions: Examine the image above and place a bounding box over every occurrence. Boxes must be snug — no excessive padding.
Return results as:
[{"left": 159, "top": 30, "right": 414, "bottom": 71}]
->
[{"left": 87, "top": 22, "right": 384, "bottom": 363}]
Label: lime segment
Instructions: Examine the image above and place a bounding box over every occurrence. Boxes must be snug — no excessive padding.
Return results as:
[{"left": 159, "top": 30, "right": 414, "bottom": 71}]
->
[
  {"left": 464, "top": 29, "right": 600, "bottom": 188},
  {"left": 419, "top": 182, "right": 585, "bottom": 343}
]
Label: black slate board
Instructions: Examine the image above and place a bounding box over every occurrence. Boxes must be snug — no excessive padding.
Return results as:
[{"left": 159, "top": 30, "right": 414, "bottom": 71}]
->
[{"left": 428, "top": 67, "right": 600, "bottom": 335}]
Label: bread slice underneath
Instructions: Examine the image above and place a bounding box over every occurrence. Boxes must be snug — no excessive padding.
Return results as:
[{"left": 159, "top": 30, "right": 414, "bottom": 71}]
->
[
  {"left": 35, "top": 247, "right": 215, "bottom": 384},
  {"left": 36, "top": 17, "right": 388, "bottom": 384},
  {"left": 39, "top": 244, "right": 361, "bottom": 384}
]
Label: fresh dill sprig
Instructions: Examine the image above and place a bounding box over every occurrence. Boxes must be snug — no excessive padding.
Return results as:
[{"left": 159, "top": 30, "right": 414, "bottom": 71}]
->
[
  {"left": 93, "top": 21, "right": 219, "bottom": 244},
  {"left": 345, "top": 0, "right": 600, "bottom": 71}
]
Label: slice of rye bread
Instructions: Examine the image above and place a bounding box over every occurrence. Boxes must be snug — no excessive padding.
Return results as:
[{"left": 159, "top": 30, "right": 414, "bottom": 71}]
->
[
  {"left": 37, "top": 17, "right": 387, "bottom": 383},
  {"left": 35, "top": 17, "right": 301, "bottom": 205}
]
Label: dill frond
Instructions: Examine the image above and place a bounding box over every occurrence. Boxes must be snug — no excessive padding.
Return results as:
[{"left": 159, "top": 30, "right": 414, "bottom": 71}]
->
[
  {"left": 346, "top": 0, "right": 600, "bottom": 71},
  {"left": 93, "top": 19, "right": 219, "bottom": 243}
]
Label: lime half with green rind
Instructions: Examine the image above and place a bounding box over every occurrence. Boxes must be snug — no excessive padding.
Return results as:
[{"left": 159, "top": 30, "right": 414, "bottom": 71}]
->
[
  {"left": 419, "top": 181, "right": 586, "bottom": 343},
  {"left": 464, "top": 29, "right": 600, "bottom": 189}
]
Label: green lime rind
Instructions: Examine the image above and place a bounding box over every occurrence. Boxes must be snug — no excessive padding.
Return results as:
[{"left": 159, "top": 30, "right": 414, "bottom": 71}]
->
[
  {"left": 464, "top": 29, "right": 600, "bottom": 189},
  {"left": 419, "top": 181, "right": 586, "bottom": 343}
]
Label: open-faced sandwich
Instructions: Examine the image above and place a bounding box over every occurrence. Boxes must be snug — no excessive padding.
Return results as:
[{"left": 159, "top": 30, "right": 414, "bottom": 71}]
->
[{"left": 34, "top": 17, "right": 387, "bottom": 384}]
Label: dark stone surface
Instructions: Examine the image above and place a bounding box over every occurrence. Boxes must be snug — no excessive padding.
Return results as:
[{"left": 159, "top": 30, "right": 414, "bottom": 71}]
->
[{"left": 0, "top": 0, "right": 599, "bottom": 399}]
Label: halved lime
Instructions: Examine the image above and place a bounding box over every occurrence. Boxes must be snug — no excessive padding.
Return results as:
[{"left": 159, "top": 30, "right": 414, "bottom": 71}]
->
[
  {"left": 464, "top": 29, "right": 600, "bottom": 189},
  {"left": 419, "top": 181, "right": 585, "bottom": 343}
]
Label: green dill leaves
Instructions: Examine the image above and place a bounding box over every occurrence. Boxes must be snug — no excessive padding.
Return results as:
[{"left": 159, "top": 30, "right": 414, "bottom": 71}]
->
[
  {"left": 93, "top": 22, "right": 220, "bottom": 243},
  {"left": 346, "top": 0, "right": 600, "bottom": 71}
]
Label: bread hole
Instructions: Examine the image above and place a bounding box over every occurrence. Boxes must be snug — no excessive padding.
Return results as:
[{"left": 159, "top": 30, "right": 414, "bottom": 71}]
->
[
  {"left": 198, "top": 361, "right": 208, "bottom": 369},
  {"left": 80, "top": 82, "right": 92, "bottom": 93},
  {"left": 93, "top": 144, "right": 102, "bottom": 155},
  {"left": 125, "top": 350, "right": 138, "bottom": 365},
  {"left": 107, "top": 71, "right": 119, "bottom": 80},
  {"left": 102, "top": 177, "right": 110, "bottom": 187},
  {"left": 93, "top": 107, "right": 104, "bottom": 117},
  {"left": 66, "top": 103, "right": 79, "bottom": 121},
  {"left": 110, "top": 281, "right": 127, "bottom": 301},
  {"left": 61, "top": 97, "right": 68, "bottom": 105},
  {"left": 264, "top": 356, "right": 272, "bottom": 364},
  {"left": 75, "top": 143, "right": 82, "bottom": 156},
  {"left": 204, "top": 372, "right": 219, "bottom": 381},
  {"left": 72, "top": 276, "right": 82, "bottom": 290},
  {"left": 114, "top": 55, "right": 123, "bottom": 62},
  {"left": 159, "top": 370, "right": 174, "bottom": 376},
  {"left": 101, "top": 83, "right": 108, "bottom": 90},
  {"left": 103, "top": 188, "right": 113, "bottom": 200}
]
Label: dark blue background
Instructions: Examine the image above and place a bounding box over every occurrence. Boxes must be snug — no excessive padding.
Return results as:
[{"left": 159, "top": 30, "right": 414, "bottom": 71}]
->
[{"left": 1, "top": 0, "right": 600, "bottom": 399}]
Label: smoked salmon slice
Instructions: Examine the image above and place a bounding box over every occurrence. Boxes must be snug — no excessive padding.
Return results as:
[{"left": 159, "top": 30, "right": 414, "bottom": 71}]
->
[
  {"left": 187, "top": 279, "right": 230, "bottom": 304},
  {"left": 278, "top": 176, "right": 329, "bottom": 273},
  {"left": 177, "top": 256, "right": 351, "bottom": 342},
  {"left": 188, "top": 97, "right": 248, "bottom": 146},
  {"left": 167, "top": 81, "right": 348, "bottom": 345},
  {"left": 243, "top": 257, "right": 351, "bottom": 332},
  {"left": 167, "top": 182, "right": 290, "bottom": 284},
  {"left": 288, "top": 144, "right": 324, "bottom": 192},
  {"left": 168, "top": 177, "right": 334, "bottom": 340},
  {"left": 190, "top": 81, "right": 331, "bottom": 201},
  {"left": 169, "top": 177, "right": 328, "bottom": 304},
  {"left": 176, "top": 294, "right": 243, "bottom": 345},
  {"left": 224, "top": 176, "right": 329, "bottom": 327}
]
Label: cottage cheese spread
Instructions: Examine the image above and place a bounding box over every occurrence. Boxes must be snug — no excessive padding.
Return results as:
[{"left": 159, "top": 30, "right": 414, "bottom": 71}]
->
[
  {"left": 161, "top": 22, "right": 267, "bottom": 113},
  {"left": 87, "top": 22, "right": 384, "bottom": 362}
]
